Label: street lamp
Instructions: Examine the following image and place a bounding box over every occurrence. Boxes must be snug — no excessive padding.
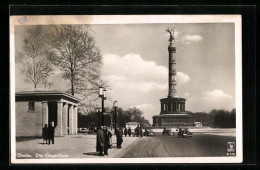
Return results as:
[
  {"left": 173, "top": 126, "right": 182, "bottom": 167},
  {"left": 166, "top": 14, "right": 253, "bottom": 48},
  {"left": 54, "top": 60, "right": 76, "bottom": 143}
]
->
[
  {"left": 96, "top": 107, "right": 101, "bottom": 152},
  {"left": 99, "top": 86, "right": 107, "bottom": 126},
  {"left": 113, "top": 101, "right": 118, "bottom": 135}
]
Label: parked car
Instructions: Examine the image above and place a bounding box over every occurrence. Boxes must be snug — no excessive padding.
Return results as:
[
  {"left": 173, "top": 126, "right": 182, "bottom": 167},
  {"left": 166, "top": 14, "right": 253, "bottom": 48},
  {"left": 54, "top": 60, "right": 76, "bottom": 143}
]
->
[
  {"left": 144, "top": 129, "right": 155, "bottom": 136},
  {"left": 162, "top": 128, "right": 175, "bottom": 136},
  {"left": 177, "top": 128, "right": 192, "bottom": 138},
  {"left": 78, "top": 127, "right": 89, "bottom": 133}
]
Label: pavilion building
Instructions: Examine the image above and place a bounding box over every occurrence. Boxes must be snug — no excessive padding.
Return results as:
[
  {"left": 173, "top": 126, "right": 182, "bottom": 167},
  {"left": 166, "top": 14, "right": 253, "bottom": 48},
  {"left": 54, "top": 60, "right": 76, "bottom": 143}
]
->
[{"left": 15, "top": 90, "right": 80, "bottom": 137}]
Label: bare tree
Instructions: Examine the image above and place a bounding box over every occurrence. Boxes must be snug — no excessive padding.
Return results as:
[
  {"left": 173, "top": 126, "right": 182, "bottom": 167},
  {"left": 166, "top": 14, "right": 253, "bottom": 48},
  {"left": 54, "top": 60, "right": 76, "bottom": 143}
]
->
[
  {"left": 45, "top": 25, "right": 102, "bottom": 97},
  {"left": 16, "top": 26, "right": 53, "bottom": 88}
]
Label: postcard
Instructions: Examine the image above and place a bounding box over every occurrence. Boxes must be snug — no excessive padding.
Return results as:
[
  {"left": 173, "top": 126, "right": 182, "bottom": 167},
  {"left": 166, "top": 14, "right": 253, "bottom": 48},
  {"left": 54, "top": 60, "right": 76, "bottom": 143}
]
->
[{"left": 10, "top": 15, "right": 242, "bottom": 163}]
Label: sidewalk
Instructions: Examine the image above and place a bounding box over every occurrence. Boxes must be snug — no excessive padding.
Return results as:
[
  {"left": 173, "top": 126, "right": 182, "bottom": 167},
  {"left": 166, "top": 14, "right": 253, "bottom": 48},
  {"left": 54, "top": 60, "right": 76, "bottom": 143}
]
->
[{"left": 16, "top": 134, "right": 138, "bottom": 159}]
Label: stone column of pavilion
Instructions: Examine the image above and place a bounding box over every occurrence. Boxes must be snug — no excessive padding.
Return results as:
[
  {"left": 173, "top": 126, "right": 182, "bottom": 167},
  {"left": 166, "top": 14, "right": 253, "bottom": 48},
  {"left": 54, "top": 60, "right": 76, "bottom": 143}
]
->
[{"left": 167, "top": 25, "right": 177, "bottom": 98}]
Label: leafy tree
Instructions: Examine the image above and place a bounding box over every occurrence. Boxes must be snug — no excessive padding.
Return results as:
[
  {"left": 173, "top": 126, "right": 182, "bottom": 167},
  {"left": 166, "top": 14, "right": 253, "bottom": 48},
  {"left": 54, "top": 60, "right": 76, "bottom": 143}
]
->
[
  {"left": 45, "top": 25, "right": 102, "bottom": 96},
  {"left": 16, "top": 26, "right": 53, "bottom": 88}
]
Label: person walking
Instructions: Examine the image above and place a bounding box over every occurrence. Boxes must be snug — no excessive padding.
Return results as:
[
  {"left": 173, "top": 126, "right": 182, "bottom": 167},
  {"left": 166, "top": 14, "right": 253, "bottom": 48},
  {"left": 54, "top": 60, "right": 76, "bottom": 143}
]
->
[
  {"left": 103, "top": 126, "right": 109, "bottom": 156},
  {"left": 97, "top": 126, "right": 105, "bottom": 156},
  {"left": 116, "top": 127, "right": 123, "bottom": 148},
  {"left": 48, "top": 122, "right": 55, "bottom": 144},
  {"left": 42, "top": 124, "right": 48, "bottom": 144},
  {"left": 124, "top": 127, "right": 127, "bottom": 137},
  {"left": 139, "top": 128, "right": 143, "bottom": 137},
  {"left": 107, "top": 129, "right": 112, "bottom": 148},
  {"left": 135, "top": 126, "right": 139, "bottom": 137},
  {"left": 127, "top": 127, "right": 131, "bottom": 137}
]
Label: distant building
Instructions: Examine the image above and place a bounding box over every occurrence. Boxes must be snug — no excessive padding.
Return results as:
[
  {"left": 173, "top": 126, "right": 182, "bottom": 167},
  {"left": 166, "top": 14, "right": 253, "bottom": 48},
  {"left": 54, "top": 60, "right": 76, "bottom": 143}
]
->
[
  {"left": 15, "top": 90, "right": 80, "bottom": 137},
  {"left": 194, "top": 122, "right": 203, "bottom": 127},
  {"left": 125, "top": 122, "right": 140, "bottom": 130}
]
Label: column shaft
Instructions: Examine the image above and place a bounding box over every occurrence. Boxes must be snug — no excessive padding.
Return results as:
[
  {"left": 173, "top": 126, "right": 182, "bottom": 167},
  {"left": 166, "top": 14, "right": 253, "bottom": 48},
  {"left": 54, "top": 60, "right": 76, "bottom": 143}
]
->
[
  {"left": 42, "top": 101, "right": 48, "bottom": 126},
  {"left": 62, "top": 103, "right": 68, "bottom": 135},
  {"left": 56, "top": 101, "right": 63, "bottom": 136},
  {"left": 73, "top": 106, "right": 78, "bottom": 134},
  {"left": 69, "top": 105, "right": 74, "bottom": 135}
]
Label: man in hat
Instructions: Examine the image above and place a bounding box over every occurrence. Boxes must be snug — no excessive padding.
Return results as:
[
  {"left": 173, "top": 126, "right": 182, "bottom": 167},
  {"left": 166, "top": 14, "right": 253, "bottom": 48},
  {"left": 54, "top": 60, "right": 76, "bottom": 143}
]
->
[
  {"left": 48, "top": 122, "right": 55, "bottom": 144},
  {"left": 97, "top": 126, "right": 105, "bottom": 156},
  {"left": 42, "top": 124, "right": 48, "bottom": 144}
]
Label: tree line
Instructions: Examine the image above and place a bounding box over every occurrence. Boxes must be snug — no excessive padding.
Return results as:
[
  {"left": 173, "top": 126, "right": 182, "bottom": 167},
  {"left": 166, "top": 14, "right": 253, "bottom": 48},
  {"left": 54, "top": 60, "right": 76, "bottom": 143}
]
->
[
  {"left": 78, "top": 107, "right": 151, "bottom": 129},
  {"left": 187, "top": 108, "right": 236, "bottom": 128}
]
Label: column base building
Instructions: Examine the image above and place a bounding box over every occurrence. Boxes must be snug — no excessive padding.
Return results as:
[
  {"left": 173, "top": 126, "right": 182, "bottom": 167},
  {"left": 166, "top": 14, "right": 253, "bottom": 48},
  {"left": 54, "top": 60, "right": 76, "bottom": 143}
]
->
[
  {"left": 15, "top": 90, "right": 80, "bottom": 137},
  {"left": 152, "top": 97, "right": 194, "bottom": 127}
]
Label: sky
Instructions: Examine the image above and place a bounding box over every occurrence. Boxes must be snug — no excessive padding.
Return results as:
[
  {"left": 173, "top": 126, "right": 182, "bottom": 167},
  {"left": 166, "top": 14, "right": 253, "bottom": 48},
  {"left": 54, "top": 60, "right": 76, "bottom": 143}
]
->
[{"left": 15, "top": 23, "right": 236, "bottom": 123}]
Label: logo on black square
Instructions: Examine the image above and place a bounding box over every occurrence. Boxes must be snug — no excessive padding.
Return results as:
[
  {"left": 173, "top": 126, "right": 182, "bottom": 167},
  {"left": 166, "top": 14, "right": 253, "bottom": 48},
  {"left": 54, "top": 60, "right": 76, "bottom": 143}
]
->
[{"left": 227, "top": 142, "right": 235, "bottom": 153}]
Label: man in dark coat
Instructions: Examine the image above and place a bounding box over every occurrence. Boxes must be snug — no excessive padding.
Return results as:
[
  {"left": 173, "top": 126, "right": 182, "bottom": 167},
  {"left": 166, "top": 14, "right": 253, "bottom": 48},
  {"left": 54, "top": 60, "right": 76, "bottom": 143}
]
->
[
  {"left": 139, "top": 128, "right": 143, "bottom": 137},
  {"left": 97, "top": 126, "right": 105, "bottom": 156},
  {"left": 127, "top": 127, "right": 131, "bottom": 137},
  {"left": 103, "top": 126, "right": 110, "bottom": 155},
  {"left": 124, "top": 127, "right": 127, "bottom": 137},
  {"left": 48, "top": 123, "right": 55, "bottom": 144},
  {"left": 116, "top": 127, "right": 123, "bottom": 148},
  {"left": 42, "top": 124, "right": 48, "bottom": 144},
  {"left": 107, "top": 129, "right": 112, "bottom": 148},
  {"left": 135, "top": 126, "right": 139, "bottom": 137}
]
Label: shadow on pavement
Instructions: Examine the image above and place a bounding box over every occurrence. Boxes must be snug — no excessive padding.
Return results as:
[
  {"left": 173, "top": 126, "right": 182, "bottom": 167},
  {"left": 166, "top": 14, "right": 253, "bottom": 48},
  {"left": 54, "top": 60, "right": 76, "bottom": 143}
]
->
[
  {"left": 83, "top": 152, "right": 100, "bottom": 156},
  {"left": 16, "top": 137, "right": 42, "bottom": 142},
  {"left": 38, "top": 142, "right": 49, "bottom": 145}
]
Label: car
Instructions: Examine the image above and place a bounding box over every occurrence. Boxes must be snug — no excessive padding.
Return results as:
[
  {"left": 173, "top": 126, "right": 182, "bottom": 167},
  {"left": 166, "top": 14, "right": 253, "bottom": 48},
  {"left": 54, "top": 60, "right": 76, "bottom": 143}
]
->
[
  {"left": 144, "top": 129, "right": 155, "bottom": 136},
  {"left": 162, "top": 128, "right": 175, "bottom": 136},
  {"left": 177, "top": 128, "right": 192, "bottom": 138},
  {"left": 78, "top": 127, "right": 89, "bottom": 133}
]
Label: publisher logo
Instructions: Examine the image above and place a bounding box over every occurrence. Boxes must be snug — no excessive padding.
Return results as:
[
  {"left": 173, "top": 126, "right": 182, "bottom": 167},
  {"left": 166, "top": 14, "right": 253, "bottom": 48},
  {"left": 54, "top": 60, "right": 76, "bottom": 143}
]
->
[{"left": 226, "top": 142, "right": 236, "bottom": 156}]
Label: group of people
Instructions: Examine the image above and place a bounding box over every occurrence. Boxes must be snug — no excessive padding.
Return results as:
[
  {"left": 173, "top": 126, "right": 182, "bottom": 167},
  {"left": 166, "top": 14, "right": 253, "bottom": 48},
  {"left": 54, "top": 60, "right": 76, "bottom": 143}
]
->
[
  {"left": 97, "top": 126, "right": 125, "bottom": 156},
  {"left": 97, "top": 126, "right": 113, "bottom": 156},
  {"left": 123, "top": 127, "right": 132, "bottom": 137},
  {"left": 133, "top": 126, "right": 143, "bottom": 137},
  {"left": 123, "top": 126, "right": 143, "bottom": 137},
  {"left": 42, "top": 123, "right": 55, "bottom": 145}
]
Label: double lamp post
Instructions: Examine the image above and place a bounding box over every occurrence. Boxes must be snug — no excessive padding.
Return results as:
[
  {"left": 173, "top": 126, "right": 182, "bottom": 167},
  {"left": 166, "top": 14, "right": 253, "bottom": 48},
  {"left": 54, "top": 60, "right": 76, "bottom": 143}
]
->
[{"left": 96, "top": 86, "right": 118, "bottom": 151}]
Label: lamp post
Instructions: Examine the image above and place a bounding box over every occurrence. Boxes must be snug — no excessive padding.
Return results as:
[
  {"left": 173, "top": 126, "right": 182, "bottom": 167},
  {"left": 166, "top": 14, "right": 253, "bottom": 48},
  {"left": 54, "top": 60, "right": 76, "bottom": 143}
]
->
[
  {"left": 113, "top": 101, "right": 118, "bottom": 135},
  {"left": 99, "top": 86, "right": 107, "bottom": 126},
  {"left": 96, "top": 107, "right": 101, "bottom": 152}
]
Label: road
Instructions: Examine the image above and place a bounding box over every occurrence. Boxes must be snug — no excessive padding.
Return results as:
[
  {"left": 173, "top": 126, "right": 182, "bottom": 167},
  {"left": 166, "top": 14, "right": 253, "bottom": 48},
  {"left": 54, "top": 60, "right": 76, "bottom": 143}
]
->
[{"left": 115, "top": 133, "right": 236, "bottom": 157}]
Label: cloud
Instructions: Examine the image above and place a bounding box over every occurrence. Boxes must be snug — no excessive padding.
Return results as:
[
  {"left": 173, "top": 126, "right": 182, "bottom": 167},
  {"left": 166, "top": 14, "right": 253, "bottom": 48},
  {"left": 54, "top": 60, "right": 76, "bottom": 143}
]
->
[
  {"left": 203, "top": 90, "right": 232, "bottom": 101},
  {"left": 176, "top": 72, "right": 190, "bottom": 85},
  {"left": 101, "top": 53, "right": 168, "bottom": 93},
  {"left": 135, "top": 103, "right": 157, "bottom": 123},
  {"left": 181, "top": 34, "right": 203, "bottom": 44},
  {"left": 184, "top": 92, "right": 190, "bottom": 96},
  {"left": 102, "top": 53, "right": 190, "bottom": 93}
]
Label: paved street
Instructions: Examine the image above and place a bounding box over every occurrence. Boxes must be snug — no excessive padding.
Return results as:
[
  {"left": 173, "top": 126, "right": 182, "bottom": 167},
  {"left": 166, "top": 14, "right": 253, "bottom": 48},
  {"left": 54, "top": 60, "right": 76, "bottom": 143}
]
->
[
  {"left": 16, "top": 134, "right": 137, "bottom": 159},
  {"left": 16, "top": 129, "right": 236, "bottom": 159},
  {"left": 116, "top": 133, "right": 236, "bottom": 158}
]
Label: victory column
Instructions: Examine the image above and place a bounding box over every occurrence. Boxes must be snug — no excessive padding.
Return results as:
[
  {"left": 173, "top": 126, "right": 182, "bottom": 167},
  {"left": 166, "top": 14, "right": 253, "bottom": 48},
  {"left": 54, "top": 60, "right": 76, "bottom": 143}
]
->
[{"left": 153, "top": 25, "right": 194, "bottom": 127}]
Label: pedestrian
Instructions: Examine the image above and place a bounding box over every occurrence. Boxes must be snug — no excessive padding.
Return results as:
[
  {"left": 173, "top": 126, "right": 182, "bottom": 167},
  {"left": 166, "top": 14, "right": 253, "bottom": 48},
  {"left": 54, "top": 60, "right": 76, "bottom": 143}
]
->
[
  {"left": 124, "top": 127, "right": 127, "bottom": 137},
  {"left": 135, "top": 126, "right": 139, "bottom": 137},
  {"left": 97, "top": 126, "right": 105, "bottom": 156},
  {"left": 127, "top": 127, "right": 131, "bottom": 137},
  {"left": 107, "top": 129, "right": 112, "bottom": 148},
  {"left": 103, "top": 126, "right": 109, "bottom": 156},
  {"left": 42, "top": 124, "right": 48, "bottom": 144},
  {"left": 139, "top": 128, "right": 143, "bottom": 137},
  {"left": 116, "top": 127, "right": 123, "bottom": 148},
  {"left": 48, "top": 122, "right": 55, "bottom": 144}
]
